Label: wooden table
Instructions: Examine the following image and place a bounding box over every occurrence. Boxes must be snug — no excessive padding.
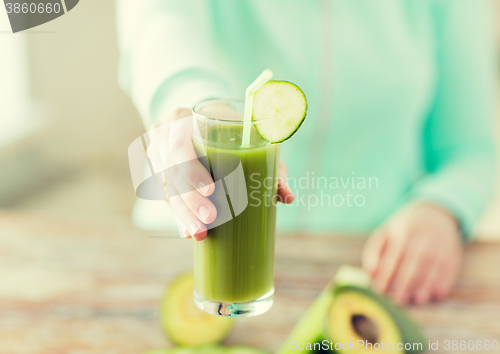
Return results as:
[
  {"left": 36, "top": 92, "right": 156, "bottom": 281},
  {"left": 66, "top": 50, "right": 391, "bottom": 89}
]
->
[{"left": 1, "top": 213, "right": 499, "bottom": 354}]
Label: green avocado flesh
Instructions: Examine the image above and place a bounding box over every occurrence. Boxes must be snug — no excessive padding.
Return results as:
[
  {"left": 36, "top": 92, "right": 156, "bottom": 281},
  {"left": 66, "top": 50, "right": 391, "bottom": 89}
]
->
[{"left": 160, "top": 273, "right": 234, "bottom": 346}]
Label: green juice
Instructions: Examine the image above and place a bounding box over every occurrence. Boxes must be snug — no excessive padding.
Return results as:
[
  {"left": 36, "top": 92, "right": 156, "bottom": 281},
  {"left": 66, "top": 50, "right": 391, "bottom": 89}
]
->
[{"left": 194, "top": 124, "right": 279, "bottom": 303}]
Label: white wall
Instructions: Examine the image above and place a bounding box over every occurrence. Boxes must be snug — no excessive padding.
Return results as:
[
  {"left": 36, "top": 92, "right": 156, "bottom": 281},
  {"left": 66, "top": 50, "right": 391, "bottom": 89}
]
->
[{"left": 27, "top": 0, "right": 143, "bottom": 169}]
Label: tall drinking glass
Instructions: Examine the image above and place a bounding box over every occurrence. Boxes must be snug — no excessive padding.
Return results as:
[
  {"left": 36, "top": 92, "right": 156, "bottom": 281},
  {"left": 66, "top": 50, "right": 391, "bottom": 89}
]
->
[{"left": 192, "top": 99, "right": 279, "bottom": 317}]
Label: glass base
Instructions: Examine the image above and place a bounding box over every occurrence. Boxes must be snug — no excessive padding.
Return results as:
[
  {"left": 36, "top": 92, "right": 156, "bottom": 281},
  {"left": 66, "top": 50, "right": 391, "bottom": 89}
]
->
[{"left": 193, "top": 288, "right": 274, "bottom": 317}]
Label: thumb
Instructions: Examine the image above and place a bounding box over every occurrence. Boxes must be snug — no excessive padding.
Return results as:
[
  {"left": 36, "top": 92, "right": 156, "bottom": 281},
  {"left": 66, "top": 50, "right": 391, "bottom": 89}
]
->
[
  {"left": 169, "top": 107, "right": 193, "bottom": 121},
  {"left": 277, "top": 160, "right": 294, "bottom": 204}
]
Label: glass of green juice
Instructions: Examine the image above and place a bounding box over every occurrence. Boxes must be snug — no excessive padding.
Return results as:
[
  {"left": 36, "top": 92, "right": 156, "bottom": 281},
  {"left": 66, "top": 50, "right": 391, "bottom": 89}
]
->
[{"left": 192, "top": 99, "right": 279, "bottom": 317}]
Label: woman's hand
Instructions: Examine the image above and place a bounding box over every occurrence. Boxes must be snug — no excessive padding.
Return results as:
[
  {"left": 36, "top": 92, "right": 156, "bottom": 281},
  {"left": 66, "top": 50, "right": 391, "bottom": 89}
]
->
[
  {"left": 150, "top": 107, "right": 294, "bottom": 241},
  {"left": 361, "top": 203, "right": 464, "bottom": 305}
]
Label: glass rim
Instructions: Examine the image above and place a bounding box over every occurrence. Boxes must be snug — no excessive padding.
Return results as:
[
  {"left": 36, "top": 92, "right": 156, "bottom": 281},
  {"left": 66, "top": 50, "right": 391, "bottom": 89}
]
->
[{"left": 193, "top": 98, "right": 271, "bottom": 124}]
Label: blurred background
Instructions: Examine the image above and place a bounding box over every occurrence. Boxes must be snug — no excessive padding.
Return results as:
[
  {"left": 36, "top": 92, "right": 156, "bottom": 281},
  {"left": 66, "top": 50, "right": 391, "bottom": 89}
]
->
[
  {"left": 1, "top": 0, "right": 500, "bottom": 238},
  {"left": 0, "top": 0, "right": 143, "bottom": 225}
]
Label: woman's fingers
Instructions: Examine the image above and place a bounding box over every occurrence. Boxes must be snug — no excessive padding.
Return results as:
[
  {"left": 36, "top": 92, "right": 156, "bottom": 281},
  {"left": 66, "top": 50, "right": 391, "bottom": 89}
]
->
[
  {"left": 362, "top": 229, "right": 387, "bottom": 276},
  {"left": 162, "top": 150, "right": 217, "bottom": 223},
  {"left": 165, "top": 182, "right": 208, "bottom": 241},
  {"left": 413, "top": 259, "right": 441, "bottom": 305},
  {"left": 171, "top": 171, "right": 217, "bottom": 224},
  {"left": 166, "top": 113, "right": 217, "bottom": 226},
  {"left": 432, "top": 247, "right": 462, "bottom": 301},
  {"left": 149, "top": 108, "right": 216, "bottom": 241},
  {"left": 414, "top": 229, "right": 462, "bottom": 303},
  {"left": 413, "top": 250, "right": 455, "bottom": 304},
  {"left": 277, "top": 160, "right": 294, "bottom": 204},
  {"left": 390, "top": 236, "right": 436, "bottom": 305},
  {"left": 154, "top": 107, "right": 300, "bottom": 241},
  {"left": 168, "top": 112, "right": 215, "bottom": 197},
  {"left": 371, "top": 232, "right": 407, "bottom": 294}
]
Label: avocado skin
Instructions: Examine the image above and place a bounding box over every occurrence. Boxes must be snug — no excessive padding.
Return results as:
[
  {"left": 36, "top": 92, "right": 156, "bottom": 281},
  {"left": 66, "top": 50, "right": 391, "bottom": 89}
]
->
[
  {"left": 312, "top": 340, "right": 333, "bottom": 354},
  {"left": 330, "top": 285, "right": 425, "bottom": 354}
]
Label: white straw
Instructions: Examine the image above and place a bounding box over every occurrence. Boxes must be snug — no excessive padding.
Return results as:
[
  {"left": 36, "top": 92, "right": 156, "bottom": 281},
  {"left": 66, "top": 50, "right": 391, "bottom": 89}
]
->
[{"left": 242, "top": 69, "right": 273, "bottom": 148}]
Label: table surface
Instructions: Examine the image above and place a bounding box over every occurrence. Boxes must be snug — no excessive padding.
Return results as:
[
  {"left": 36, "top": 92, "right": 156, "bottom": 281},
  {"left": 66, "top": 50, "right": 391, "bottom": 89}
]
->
[{"left": 1, "top": 212, "right": 500, "bottom": 354}]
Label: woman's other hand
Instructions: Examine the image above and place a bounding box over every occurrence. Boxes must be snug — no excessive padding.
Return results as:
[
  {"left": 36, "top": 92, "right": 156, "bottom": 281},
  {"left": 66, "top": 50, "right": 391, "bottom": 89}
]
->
[{"left": 362, "top": 203, "right": 464, "bottom": 305}]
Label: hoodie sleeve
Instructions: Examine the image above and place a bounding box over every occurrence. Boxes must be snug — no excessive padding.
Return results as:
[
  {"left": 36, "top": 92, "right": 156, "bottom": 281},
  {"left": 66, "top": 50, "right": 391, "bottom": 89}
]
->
[
  {"left": 408, "top": 0, "right": 498, "bottom": 240},
  {"left": 116, "top": 0, "right": 232, "bottom": 128}
]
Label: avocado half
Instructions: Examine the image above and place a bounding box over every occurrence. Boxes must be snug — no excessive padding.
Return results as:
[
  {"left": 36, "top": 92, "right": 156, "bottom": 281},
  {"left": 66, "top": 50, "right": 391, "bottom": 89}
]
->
[
  {"left": 325, "top": 285, "right": 425, "bottom": 354},
  {"left": 160, "top": 273, "right": 234, "bottom": 346},
  {"left": 276, "top": 266, "right": 424, "bottom": 354}
]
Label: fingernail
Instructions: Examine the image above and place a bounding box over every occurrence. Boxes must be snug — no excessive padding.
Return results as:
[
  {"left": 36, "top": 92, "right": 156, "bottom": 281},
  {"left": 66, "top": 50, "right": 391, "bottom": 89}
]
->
[
  {"left": 198, "top": 182, "right": 210, "bottom": 196},
  {"left": 181, "top": 228, "right": 191, "bottom": 239},
  {"left": 199, "top": 206, "right": 212, "bottom": 223},
  {"left": 189, "top": 223, "right": 200, "bottom": 237}
]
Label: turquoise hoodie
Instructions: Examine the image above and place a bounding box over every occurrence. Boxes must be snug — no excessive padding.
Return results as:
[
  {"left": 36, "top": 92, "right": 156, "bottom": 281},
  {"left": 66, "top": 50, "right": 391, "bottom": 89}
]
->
[{"left": 117, "top": 0, "right": 497, "bottom": 238}]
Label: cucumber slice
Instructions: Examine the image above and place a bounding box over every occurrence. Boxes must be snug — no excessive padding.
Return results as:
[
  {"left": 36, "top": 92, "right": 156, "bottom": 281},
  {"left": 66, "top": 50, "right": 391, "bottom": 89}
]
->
[
  {"left": 226, "top": 346, "right": 269, "bottom": 354},
  {"left": 252, "top": 80, "right": 307, "bottom": 143},
  {"left": 161, "top": 273, "right": 234, "bottom": 346}
]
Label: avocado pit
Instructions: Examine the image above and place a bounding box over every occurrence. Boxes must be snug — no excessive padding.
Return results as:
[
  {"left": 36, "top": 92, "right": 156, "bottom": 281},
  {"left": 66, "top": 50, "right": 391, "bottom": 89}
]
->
[{"left": 351, "top": 314, "right": 379, "bottom": 344}]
